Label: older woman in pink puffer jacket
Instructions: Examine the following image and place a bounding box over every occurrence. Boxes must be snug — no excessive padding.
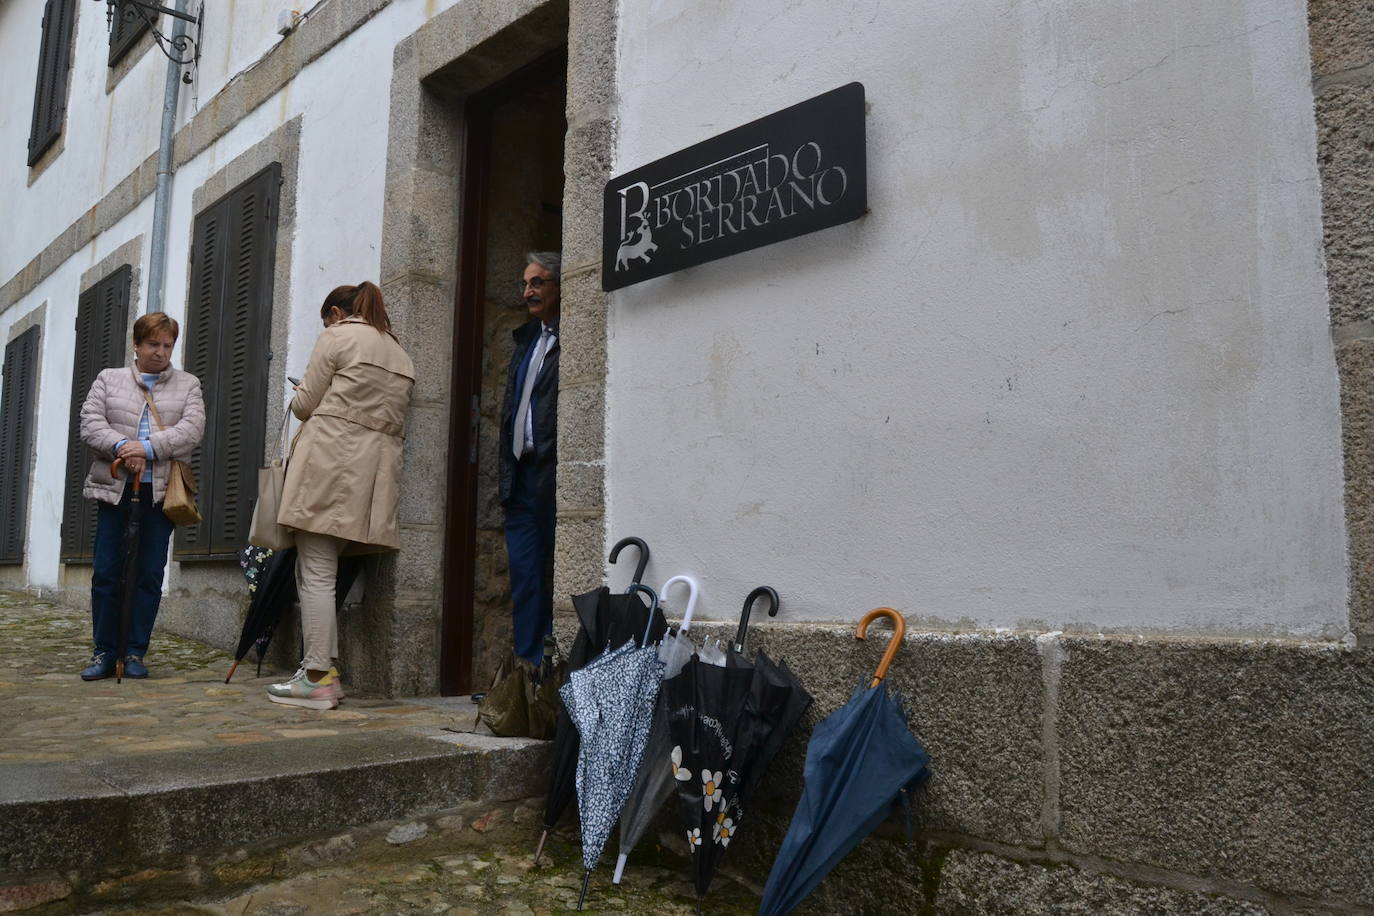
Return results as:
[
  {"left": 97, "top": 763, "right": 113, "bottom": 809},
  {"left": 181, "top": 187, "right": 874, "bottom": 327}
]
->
[{"left": 78, "top": 312, "right": 204, "bottom": 681}]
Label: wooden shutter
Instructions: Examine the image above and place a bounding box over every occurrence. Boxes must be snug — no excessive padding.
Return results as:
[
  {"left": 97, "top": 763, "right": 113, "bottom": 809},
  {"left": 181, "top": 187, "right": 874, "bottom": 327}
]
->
[
  {"left": 0, "top": 328, "right": 42, "bottom": 564},
  {"left": 60, "top": 266, "right": 132, "bottom": 560},
  {"left": 109, "top": 3, "right": 153, "bottom": 66},
  {"left": 28, "top": 0, "right": 76, "bottom": 166},
  {"left": 178, "top": 163, "right": 280, "bottom": 558}
]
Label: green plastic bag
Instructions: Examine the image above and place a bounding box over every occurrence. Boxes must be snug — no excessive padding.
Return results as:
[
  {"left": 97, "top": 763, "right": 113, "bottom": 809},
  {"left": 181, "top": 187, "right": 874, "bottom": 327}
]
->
[{"left": 478, "top": 641, "right": 566, "bottom": 739}]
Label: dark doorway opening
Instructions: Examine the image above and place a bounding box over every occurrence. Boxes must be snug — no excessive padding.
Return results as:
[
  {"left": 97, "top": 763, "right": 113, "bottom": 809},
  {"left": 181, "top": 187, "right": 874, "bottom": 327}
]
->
[{"left": 441, "top": 51, "right": 567, "bottom": 696}]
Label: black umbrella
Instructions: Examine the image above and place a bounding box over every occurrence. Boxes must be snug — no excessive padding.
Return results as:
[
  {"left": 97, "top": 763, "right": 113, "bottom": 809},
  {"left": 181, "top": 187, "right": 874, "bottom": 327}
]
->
[
  {"left": 533, "top": 536, "right": 664, "bottom": 863},
  {"left": 757, "top": 608, "right": 931, "bottom": 916},
  {"left": 109, "top": 459, "right": 144, "bottom": 684},
  {"left": 224, "top": 547, "right": 363, "bottom": 682},
  {"left": 660, "top": 586, "right": 813, "bottom": 907}
]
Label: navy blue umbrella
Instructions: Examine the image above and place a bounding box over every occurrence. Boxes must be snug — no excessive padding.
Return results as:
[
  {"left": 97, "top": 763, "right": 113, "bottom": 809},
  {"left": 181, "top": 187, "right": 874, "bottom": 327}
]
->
[{"left": 757, "top": 608, "right": 930, "bottom": 916}]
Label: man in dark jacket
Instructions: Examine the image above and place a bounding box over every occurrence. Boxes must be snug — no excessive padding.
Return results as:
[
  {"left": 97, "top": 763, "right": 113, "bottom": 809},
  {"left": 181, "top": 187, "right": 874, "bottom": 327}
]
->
[{"left": 499, "top": 251, "right": 561, "bottom": 664}]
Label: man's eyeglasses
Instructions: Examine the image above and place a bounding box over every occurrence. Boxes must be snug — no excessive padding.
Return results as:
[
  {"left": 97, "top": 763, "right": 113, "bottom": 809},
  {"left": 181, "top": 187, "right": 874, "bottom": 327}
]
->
[{"left": 518, "top": 276, "right": 559, "bottom": 294}]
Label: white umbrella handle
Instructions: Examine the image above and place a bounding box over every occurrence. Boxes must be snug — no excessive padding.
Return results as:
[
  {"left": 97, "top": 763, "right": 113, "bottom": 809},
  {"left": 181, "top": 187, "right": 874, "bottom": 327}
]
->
[{"left": 661, "top": 574, "right": 699, "bottom": 632}]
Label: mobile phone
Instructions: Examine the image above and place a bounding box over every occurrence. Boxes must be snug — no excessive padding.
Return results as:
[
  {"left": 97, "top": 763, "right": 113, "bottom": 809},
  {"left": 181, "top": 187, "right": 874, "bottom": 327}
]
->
[{"left": 287, "top": 376, "right": 301, "bottom": 386}]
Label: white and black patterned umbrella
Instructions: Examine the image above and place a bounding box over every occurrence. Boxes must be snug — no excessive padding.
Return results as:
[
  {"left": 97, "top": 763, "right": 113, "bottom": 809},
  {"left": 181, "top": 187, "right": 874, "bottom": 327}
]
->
[{"left": 560, "top": 583, "right": 666, "bottom": 910}]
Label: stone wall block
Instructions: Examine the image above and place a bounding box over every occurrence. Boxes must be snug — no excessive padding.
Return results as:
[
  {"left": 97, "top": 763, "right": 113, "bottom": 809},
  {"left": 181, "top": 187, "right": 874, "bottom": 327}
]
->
[
  {"left": 1056, "top": 638, "right": 1374, "bottom": 903},
  {"left": 742, "top": 625, "right": 1045, "bottom": 847},
  {"left": 554, "top": 379, "right": 605, "bottom": 464},
  {"left": 1308, "top": 0, "right": 1374, "bottom": 76},
  {"left": 552, "top": 513, "right": 605, "bottom": 612},
  {"left": 566, "top": 0, "right": 618, "bottom": 118},
  {"left": 1337, "top": 339, "right": 1374, "bottom": 644},
  {"left": 1315, "top": 85, "right": 1374, "bottom": 328},
  {"left": 381, "top": 168, "right": 459, "bottom": 284},
  {"left": 560, "top": 117, "right": 616, "bottom": 268},
  {"left": 340, "top": 583, "right": 394, "bottom": 694},
  {"left": 385, "top": 601, "right": 442, "bottom": 696},
  {"left": 556, "top": 273, "right": 607, "bottom": 381},
  {"left": 932, "top": 850, "right": 1269, "bottom": 916},
  {"left": 415, "top": 0, "right": 557, "bottom": 87},
  {"left": 385, "top": 277, "right": 455, "bottom": 404},
  {"left": 392, "top": 525, "right": 446, "bottom": 598},
  {"left": 398, "top": 402, "right": 450, "bottom": 527},
  {"left": 556, "top": 459, "right": 604, "bottom": 513}
]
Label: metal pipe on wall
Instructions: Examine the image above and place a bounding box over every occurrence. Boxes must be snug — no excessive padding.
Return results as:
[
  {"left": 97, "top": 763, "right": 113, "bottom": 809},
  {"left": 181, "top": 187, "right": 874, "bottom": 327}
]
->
[{"left": 145, "top": 0, "right": 190, "bottom": 316}]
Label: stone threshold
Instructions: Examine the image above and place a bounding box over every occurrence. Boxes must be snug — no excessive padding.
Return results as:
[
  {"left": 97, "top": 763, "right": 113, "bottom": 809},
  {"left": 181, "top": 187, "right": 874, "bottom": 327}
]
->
[{"left": 0, "top": 727, "right": 549, "bottom": 880}]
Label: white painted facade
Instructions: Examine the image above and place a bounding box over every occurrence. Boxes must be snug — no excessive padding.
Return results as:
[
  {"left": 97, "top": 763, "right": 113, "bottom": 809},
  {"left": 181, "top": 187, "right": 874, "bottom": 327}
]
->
[
  {"left": 0, "top": 0, "right": 462, "bottom": 590},
  {"left": 604, "top": 0, "right": 1349, "bottom": 638},
  {"left": 0, "top": 0, "right": 1350, "bottom": 645}
]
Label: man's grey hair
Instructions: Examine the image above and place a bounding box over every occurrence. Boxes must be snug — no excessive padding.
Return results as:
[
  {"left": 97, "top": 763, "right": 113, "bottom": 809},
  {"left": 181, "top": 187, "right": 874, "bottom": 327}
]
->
[{"left": 526, "top": 251, "right": 562, "bottom": 280}]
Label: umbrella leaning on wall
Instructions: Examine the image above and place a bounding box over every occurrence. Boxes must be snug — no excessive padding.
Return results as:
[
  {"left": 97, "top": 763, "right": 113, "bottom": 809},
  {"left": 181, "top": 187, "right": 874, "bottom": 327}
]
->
[
  {"left": 224, "top": 547, "right": 363, "bottom": 683},
  {"left": 560, "top": 583, "right": 667, "bottom": 910},
  {"left": 659, "top": 586, "right": 814, "bottom": 911},
  {"left": 612, "top": 573, "right": 702, "bottom": 884},
  {"left": 756, "top": 607, "right": 931, "bottom": 916},
  {"left": 533, "top": 536, "right": 665, "bottom": 864}
]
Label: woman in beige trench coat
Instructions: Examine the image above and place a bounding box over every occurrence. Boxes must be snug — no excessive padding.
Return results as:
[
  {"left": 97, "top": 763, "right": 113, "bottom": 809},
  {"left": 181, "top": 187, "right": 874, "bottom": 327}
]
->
[{"left": 267, "top": 282, "right": 415, "bottom": 709}]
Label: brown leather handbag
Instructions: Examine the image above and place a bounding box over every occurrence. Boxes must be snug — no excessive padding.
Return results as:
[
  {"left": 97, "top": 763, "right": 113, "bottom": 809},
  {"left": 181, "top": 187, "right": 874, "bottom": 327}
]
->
[{"left": 140, "top": 389, "right": 202, "bottom": 526}]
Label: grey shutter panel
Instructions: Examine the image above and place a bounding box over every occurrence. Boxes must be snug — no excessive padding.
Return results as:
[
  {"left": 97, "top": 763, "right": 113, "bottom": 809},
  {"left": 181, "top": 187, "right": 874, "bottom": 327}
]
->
[
  {"left": 0, "top": 328, "right": 42, "bottom": 564},
  {"left": 61, "top": 266, "right": 131, "bottom": 560},
  {"left": 109, "top": 4, "right": 152, "bottom": 66},
  {"left": 178, "top": 163, "right": 280, "bottom": 557},
  {"left": 209, "top": 165, "right": 278, "bottom": 553},
  {"left": 28, "top": 0, "right": 76, "bottom": 166},
  {"left": 177, "top": 197, "right": 228, "bottom": 556}
]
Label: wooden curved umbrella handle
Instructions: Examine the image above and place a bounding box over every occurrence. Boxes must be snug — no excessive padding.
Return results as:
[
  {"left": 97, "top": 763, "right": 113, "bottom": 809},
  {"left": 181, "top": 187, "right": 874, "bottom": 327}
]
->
[
  {"left": 110, "top": 458, "right": 141, "bottom": 493},
  {"left": 855, "top": 607, "right": 906, "bottom": 688}
]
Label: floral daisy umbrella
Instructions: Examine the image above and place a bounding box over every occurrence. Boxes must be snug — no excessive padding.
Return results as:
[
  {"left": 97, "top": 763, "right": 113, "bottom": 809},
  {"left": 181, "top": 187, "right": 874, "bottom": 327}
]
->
[{"left": 659, "top": 587, "right": 813, "bottom": 909}]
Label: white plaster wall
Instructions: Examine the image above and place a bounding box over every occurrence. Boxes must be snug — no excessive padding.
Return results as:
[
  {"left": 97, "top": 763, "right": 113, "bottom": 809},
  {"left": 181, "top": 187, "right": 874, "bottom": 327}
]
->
[
  {"left": 0, "top": 0, "right": 461, "bottom": 587},
  {"left": 606, "top": 0, "right": 1348, "bottom": 638}
]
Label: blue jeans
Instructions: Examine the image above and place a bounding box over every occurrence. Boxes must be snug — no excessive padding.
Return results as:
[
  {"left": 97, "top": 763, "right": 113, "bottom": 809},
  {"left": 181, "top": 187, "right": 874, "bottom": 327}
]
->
[
  {"left": 505, "top": 457, "right": 555, "bottom": 664},
  {"left": 90, "top": 482, "right": 174, "bottom": 658}
]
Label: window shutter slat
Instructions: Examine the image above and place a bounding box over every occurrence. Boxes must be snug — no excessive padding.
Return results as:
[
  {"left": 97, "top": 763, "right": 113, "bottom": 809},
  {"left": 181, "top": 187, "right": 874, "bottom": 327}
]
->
[
  {"left": 177, "top": 201, "right": 227, "bottom": 556},
  {"left": 62, "top": 266, "right": 132, "bottom": 560},
  {"left": 28, "top": 0, "right": 75, "bottom": 166},
  {"left": 177, "top": 163, "right": 279, "bottom": 558},
  {"left": 1, "top": 328, "right": 42, "bottom": 564},
  {"left": 109, "top": 3, "right": 153, "bottom": 66}
]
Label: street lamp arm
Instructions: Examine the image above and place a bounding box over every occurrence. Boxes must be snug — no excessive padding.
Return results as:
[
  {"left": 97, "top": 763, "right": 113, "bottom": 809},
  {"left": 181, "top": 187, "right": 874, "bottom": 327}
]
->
[{"left": 94, "top": 0, "right": 202, "bottom": 73}]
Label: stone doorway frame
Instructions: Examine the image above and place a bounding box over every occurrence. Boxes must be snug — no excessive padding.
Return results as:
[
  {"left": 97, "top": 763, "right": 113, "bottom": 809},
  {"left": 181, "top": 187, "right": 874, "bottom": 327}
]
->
[{"left": 372, "top": 0, "right": 613, "bottom": 696}]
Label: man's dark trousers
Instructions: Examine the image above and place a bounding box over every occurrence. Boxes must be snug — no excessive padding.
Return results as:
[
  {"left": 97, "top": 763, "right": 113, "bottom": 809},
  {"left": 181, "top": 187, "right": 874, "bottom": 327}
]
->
[{"left": 505, "top": 454, "right": 555, "bottom": 664}]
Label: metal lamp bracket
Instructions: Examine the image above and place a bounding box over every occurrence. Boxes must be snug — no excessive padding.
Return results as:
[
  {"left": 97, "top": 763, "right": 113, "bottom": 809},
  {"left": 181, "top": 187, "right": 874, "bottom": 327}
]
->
[{"left": 98, "top": 0, "right": 202, "bottom": 80}]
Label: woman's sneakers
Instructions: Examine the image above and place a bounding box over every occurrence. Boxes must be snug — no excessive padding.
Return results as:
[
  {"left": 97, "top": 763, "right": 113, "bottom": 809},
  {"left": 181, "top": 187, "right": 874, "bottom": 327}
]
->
[{"left": 267, "top": 667, "right": 344, "bottom": 710}]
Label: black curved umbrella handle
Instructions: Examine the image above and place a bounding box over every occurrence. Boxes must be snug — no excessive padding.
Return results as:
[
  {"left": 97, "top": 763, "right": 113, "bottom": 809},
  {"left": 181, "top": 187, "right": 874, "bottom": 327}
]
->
[
  {"left": 609, "top": 536, "right": 650, "bottom": 587},
  {"left": 627, "top": 582, "right": 660, "bottom": 645},
  {"left": 733, "top": 585, "right": 779, "bottom": 654}
]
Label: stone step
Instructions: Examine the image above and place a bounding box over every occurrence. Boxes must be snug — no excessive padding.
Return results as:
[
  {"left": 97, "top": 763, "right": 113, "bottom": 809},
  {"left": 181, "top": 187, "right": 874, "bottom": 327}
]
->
[{"left": 0, "top": 729, "right": 549, "bottom": 879}]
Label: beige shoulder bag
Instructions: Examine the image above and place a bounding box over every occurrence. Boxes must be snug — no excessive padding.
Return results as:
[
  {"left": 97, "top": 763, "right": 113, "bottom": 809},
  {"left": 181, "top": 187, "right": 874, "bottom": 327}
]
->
[
  {"left": 140, "top": 389, "right": 202, "bottom": 526},
  {"left": 247, "top": 411, "right": 295, "bottom": 550}
]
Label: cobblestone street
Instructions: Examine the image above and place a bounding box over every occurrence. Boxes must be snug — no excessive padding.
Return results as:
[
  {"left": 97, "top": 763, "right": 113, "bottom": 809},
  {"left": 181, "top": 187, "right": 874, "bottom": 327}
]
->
[
  {"left": 0, "top": 593, "right": 762, "bottom": 915},
  {"left": 0, "top": 592, "right": 463, "bottom": 764}
]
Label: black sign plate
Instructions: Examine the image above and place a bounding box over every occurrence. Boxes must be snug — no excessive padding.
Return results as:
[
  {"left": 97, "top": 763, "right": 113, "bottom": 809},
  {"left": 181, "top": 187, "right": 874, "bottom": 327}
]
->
[{"left": 602, "top": 82, "right": 867, "bottom": 291}]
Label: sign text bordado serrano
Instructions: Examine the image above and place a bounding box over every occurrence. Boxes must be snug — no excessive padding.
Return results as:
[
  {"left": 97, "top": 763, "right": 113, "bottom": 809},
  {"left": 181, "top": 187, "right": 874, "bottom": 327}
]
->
[{"left": 602, "top": 82, "right": 867, "bottom": 291}]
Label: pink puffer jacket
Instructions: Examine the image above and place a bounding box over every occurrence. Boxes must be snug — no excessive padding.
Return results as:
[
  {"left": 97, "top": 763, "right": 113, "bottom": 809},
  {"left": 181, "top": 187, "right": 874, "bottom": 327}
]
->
[{"left": 80, "top": 365, "right": 206, "bottom": 506}]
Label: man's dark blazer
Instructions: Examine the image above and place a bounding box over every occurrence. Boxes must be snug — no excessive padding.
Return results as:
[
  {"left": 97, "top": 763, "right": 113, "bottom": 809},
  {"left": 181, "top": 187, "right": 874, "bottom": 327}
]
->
[{"left": 499, "top": 317, "right": 559, "bottom": 505}]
